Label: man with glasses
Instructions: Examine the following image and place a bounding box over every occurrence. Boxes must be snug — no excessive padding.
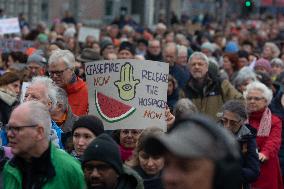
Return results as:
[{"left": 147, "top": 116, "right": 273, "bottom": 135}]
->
[
  {"left": 82, "top": 133, "right": 144, "bottom": 189},
  {"left": 219, "top": 100, "right": 260, "bottom": 189},
  {"left": 48, "top": 49, "right": 88, "bottom": 116},
  {"left": 183, "top": 52, "right": 242, "bottom": 119},
  {"left": 3, "top": 101, "right": 85, "bottom": 189}
]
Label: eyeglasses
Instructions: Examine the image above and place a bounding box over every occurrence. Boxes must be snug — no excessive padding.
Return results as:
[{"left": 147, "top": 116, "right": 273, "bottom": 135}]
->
[
  {"left": 246, "top": 96, "right": 265, "bottom": 101},
  {"left": 4, "top": 124, "right": 38, "bottom": 135},
  {"left": 220, "top": 117, "right": 241, "bottom": 127},
  {"left": 84, "top": 163, "right": 112, "bottom": 174},
  {"left": 121, "top": 129, "right": 141, "bottom": 136},
  {"left": 48, "top": 68, "right": 69, "bottom": 77}
]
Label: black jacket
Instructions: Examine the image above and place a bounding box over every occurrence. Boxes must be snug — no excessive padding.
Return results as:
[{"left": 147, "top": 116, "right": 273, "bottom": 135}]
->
[{"left": 133, "top": 166, "right": 164, "bottom": 189}]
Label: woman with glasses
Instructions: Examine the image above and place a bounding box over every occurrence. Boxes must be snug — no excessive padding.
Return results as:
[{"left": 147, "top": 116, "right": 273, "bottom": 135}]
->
[
  {"left": 244, "top": 81, "right": 283, "bottom": 189},
  {"left": 219, "top": 100, "right": 259, "bottom": 189},
  {"left": 112, "top": 129, "right": 142, "bottom": 165}
]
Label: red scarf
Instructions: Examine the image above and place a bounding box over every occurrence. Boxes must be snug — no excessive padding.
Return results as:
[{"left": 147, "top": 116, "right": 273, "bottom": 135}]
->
[{"left": 119, "top": 145, "right": 134, "bottom": 161}]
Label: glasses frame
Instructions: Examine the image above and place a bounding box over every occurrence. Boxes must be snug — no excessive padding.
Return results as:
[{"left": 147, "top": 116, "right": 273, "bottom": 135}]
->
[
  {"left": 48, "top": 67, "right": 69, "bottom": 77},
  {"left": 4, "top": 124, "right": 38, "bottom": 135}
]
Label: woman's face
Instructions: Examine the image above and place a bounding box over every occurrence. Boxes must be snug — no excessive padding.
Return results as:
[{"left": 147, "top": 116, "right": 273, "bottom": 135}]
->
[
  {"left": 223, "top": 57, "right": 233, "bottom": 72},
  {"left": 139, "top": 150, "right": 164, "bottom": 175},
  {"left": 246, "top": 89, "right": 268, "bottom": 113},
  {"left": 119, "top": 129, "right": 141, "bottom": 149},
  {"left": 6, "top": 80, "right": 21, "bottom": 95},
  {"left": 237, "top": 78, "right": 253, "bottom": 93},
  {"left": 262, "top": 46, "right": 272, "bottom": 59},
  {"left": 73, "top": 128, "right": 96, "bottom": 156},
  {"left": 167, "top": 80, "right": 174, "bottom": 95}
]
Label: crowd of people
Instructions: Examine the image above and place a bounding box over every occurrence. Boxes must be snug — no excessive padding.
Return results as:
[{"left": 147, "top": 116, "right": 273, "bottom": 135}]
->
[{"left": 0, "top": 11, "right": 284, "bottom": 189}]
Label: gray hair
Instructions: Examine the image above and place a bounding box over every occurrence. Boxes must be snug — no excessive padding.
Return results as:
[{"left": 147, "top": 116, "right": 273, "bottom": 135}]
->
[
  {"left": 48, "top": 49, "right": 76, "bottom": 69},
  {"left": 188, "top": 52, "right": 209, "bottom": 65},
  {"left": 163, "top": 42, "right": 178, "bottom": 56},
  {"left": 271, "top": 58, "right": 284, "bottom": 68},
  {"left": 243, "top": 81, "right": 273, "bottom": 104},
  {"left": 233, "top": 67, "right": 257, "bottom": 87},
  {"left": 177, "top": 45, "right": 188, "bottom": 56},
  {"left": 148, "top": 39, "right": 161, "bottom": 47},
  {"left": 23, "top": 101, "right": 51, "bottom": 138},
  {"left": 221, "top": 100, "right": 247, "bottom": 120},
  {"left": 173, "top": 98, "right": 198, "bottom": 118},
  {"left": 29, "top": 76, "right": 58, "bottom": 111},
  {"left": 264, "top": 42, "right": 280, "bottom": 58},
  {"left": 55, "top": 87, "right": 68, "bottom": 112}
]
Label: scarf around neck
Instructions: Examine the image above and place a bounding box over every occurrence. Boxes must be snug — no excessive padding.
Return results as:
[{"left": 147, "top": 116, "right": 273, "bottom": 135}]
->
[{"left": 257, "top": 108, "right": 272, "bottom": 137}]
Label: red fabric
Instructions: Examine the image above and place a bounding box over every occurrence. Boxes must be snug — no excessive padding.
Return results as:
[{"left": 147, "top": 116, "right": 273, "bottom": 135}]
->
[
  {"left": 119, "top": 145, "right": 134, "bottom": 162},
  {"left": 249, "top": 108, "right": 283, "bottom": 189},
  {"left": 65, "top": 77, "right": 88, "bottom": 116}
]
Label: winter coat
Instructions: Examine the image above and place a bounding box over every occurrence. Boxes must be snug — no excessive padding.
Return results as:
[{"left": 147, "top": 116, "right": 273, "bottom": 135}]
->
[
  {"left": 249, "top": 109, "right": 283, "bottom": 189},
  {"left": 133, "top": 166, "right": 164, "bottom": 189},
  {"left": 0, "top": 88, "right": 18, "bottom": 125},
  {"left": 3, "top": 143, "right": 85, "bottom": 189},
  {"left": 169, "top": 64, "right": 190, "bottom": 88},
  {"left": 116, "top": 165, "right": 144, "bottom": 189},
  {"left": 65, "top": 77, "right": 88, "bottom": 116},
  {"left": 236, "top": 125, "right": 260, "bottom": 189},
  {"left": 182, "top": 74, "right": 243, "bottom": 119}
]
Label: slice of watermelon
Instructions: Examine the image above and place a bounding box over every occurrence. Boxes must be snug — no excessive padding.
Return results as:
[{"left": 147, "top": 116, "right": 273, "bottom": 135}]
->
[{"left": 95, "top": 91, "right": 136, "bottom": 123}]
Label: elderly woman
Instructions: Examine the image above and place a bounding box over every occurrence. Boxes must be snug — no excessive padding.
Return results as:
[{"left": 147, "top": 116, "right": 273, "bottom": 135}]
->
[
  {"left": 271, "top": 58, "right": 284, "bottom": 81},
  {"left": 262, "top": 42, "right": 280, "bottom": 61},
  {"left": 131, "top": 127, "right": 165, "bottom": 189},
  {"left": 219, "top": 100, "right": 259, "bottom": 189},
  {"left": 233, "top": 67, "right": 257, "bottom": 93},
  {"left": 244, "top": 81, "right": 283, "bottom": 189}
]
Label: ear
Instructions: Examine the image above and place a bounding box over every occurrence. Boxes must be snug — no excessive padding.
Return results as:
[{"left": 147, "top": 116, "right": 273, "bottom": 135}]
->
[{"left": 35, "top": 126, "right": 45, "bottom": 141}]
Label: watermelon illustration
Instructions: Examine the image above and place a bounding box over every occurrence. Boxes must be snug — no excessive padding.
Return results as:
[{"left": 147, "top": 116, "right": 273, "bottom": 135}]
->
[{"left": 95, "top": 91, "right": 136, "bottom": 123}]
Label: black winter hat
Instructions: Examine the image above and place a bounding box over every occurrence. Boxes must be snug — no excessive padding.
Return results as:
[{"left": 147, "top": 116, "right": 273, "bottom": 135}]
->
[
  {"left": 72, "top": 115, "right": 104, "bottom": 136},
  {"left": 82, "top": 133, "right": 123, "bottom": 174},
  {"left": 118, "top": 41, "right": 136, "bottom": 55}
]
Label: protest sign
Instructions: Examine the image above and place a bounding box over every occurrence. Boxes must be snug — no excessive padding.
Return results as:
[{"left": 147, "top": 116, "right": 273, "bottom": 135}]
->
[
  {"left": 0, "top": 39, "right": 34, "bottom": 53},
  {"left": 20, "top": 82, "right": 30, "bottom": 103},
  {"left": 0, "top": 18, "right": 20, "bottom": 35},
  {"left": 78, "top": 27, "right": 100, "bottom": 43},
  {"left": 85, "top": 59, "right": 169, "bottom": 130}
]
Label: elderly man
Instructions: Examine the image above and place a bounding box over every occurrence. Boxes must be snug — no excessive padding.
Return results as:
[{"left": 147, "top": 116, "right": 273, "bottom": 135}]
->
[
  {"left": 48, "top": 49, "right": 88, "bottom": 116},
  {"left": 82, "top": 133, "right": 144, "bottom": 189},
  {"left": 144, "top": 114, "right": 242, "bottom": 189},
  {"left": 145, "top": 39, "right": 163, "bottom": 61},
  {"left": 24, "top": 76, "right": 63, "bottom": 148},
  {"left": 164, "top": 43, "right": 189, "bottom": 88},
  {"left": 183, "top": 52, "right": 242, "bottom": 119},
  {"left": 3, "top": 101, "right": 85, "bottom": 189}
]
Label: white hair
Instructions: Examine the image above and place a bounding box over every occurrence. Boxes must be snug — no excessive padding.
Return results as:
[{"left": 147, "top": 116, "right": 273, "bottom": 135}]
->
[
  {"left": 22, "top": 101, "right": 51, "bottom": 138},
  {"left": 188, "top": 52, "right": 209, "bottom": 65},
  {"left": 177, "top": 45, "right": 188, "bottom": 56},
  {"left": 243, "top": 81, "right": 273, "bottom": 104},
  {"left": 48, "top": 49, "right": 75, "bottom": 69},
  {"left": 264, "top": 42, "right": 280, "bottom": 58},
  {"left": 55, "top": 87, "right": 68, "bottom": 112},
  {"left": 233, "top": 67, "right": 257, "bottom": 87},
  {"left": 30, "top": 76, "right": 58, "bottom": 111}
]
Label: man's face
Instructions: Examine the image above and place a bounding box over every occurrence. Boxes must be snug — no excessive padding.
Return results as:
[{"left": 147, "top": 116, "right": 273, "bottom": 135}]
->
[
  {"left": 84, "top": 160, "right": 119, "bottom": 189},
  {"left": 117, "top": 50, "right": 133, "bottom": 59},
  {"left": 48, "top": 60, "right": 73, "bottom": 88},
  {"left": 27, "top": 62, "right": 45, "bottom": 78},
  {"left": 177, "top": 52, "right": 188, "bottom": 66},
  {"left": 163, "top": 47, "right": 176, "bottom": 66},
  {"left": 188, "top": 57, "right": 208, "bottom": 80},
  {"left": 163, "top": 154, "right": 215, "bottom": 189},
  {"left": 238, "top": 57, "right": 248, "bottom": 68},
  {"left": 7, "top": 107, "right": 39, "bottom": 158},
  {"left": 24, "top": 84, "right": 51, "bottom": 109},
  {"left": 148, "top": 41, "right": 161, "bottom": 56}
]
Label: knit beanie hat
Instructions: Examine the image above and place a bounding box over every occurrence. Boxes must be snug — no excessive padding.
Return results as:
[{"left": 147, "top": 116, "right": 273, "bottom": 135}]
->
[
  {"left": 0, "top": 72, "right": 20, "bottom": 86},
  {"left": 27, "top": 52, "right": 47, "bottom": 67},
  {"left": 82, "top": 133, "right": 123, "bottom": 175},
  {"left": 254, "top": 58, "right": 271, "bottom": 73},
  {"left": 118, "top": 41, "right": 136, "bottom": 55},
  {"left": 100, "top": 38, "right": 113, "bottom": 54},
  {"left": 72, "top": 115, "right": 104, "bottom": 137}
]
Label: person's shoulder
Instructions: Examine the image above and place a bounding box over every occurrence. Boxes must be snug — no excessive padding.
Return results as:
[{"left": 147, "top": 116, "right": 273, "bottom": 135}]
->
[
  {"left": 271, "top": 113, "right": 282, "bottom": 124},
  {"left": 121, "top": 165, "right": 144, "bottom": 189}
]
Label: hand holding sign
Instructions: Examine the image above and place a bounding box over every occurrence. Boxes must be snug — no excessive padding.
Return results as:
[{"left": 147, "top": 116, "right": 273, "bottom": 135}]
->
[{"left": 114, "top": 62, "right": 140, "bottom": 101}]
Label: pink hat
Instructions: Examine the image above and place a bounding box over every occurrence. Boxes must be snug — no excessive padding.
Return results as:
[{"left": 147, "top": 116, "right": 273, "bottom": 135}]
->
[{"left": 255, "top": 58, "right": 271, "bottom": 73}]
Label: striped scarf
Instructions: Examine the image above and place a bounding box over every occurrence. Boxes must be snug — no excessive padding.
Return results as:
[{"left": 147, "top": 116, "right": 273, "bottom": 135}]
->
[{"left": 257, "top": 108, "right": 272, "bottom": 137}]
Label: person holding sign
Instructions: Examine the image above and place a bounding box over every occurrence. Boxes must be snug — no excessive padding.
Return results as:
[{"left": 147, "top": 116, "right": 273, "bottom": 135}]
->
[{"left": 117, "top": 41, "right": 136, "bottom": 59}]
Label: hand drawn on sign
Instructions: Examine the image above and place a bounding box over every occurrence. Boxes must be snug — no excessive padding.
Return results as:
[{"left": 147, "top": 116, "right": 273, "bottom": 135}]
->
[{"left": 114, "top": 62, "right": 140, "bottom": 101}]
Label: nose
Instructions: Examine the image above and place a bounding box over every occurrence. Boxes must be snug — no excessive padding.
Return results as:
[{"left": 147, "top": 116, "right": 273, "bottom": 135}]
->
[
  {"left": 90, "top": 168, "right": 100, "bottom": 178},
  {"left": 78, "top": 138, "right": 86, "bottom": 145},
  {"left": 147, "top": 158, "right": 154, "bottom": 166}
]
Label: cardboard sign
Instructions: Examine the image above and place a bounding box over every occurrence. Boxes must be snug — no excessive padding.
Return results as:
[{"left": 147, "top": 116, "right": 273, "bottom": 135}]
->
[
  {"left": 0, "top": 18, "right": 20, "bottom": 35},
  {"left": 0, "top": 39, "right": 34, "bottom": 53},
  {"left": 85, "top": 59, "right": 169, "bottom": 130},
  {"left": 78, "top": 27, "right": 100, "bottom": 43},
  {"left": 20, "top": 82, "right": 30, "bottom": 103}
]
